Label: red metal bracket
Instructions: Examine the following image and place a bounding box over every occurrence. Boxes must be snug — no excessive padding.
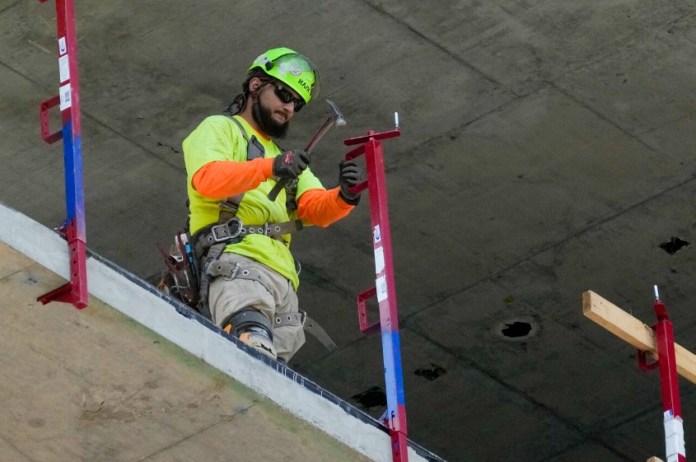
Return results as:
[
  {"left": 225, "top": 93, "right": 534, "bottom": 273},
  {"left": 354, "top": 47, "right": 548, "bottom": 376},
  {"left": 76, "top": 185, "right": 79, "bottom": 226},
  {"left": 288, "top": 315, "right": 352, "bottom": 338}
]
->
[
  {"left": 40, "top": 95, "right": 62, "bottom": 144},
  {"left": 38, "top": 279, "right": 86, "bottom": 308},
  {"left": 357, "top": 287, "right": 381, "bottom": 334},
  {"left": 638, "top": 348, "right": 659, "bottom": 371},
  {"left": 638, "top": 322, "right": 659, "bottom": 372},
  {"left": 37, "top": 221, "right": 88, "bottom": 309},
  {"left": 344, "top": 128, "right": 401, "bottom": 146},
  {"left": 37, "top": 243, "right": 88, "bottom": 309}
]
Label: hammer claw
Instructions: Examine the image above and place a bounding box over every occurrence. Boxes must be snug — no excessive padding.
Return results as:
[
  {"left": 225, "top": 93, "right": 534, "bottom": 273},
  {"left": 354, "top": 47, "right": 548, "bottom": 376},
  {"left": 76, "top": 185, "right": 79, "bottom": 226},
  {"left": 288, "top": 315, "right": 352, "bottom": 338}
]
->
[{"left": 267, "top": 99, "right": 347, "bottom": 201}]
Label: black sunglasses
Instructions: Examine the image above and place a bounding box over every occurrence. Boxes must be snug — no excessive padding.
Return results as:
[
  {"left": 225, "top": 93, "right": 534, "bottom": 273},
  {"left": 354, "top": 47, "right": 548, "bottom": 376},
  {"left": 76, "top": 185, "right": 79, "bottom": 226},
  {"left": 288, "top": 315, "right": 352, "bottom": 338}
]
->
[{"left": 272, "top": 83, "right": 305, "bottom": 112}]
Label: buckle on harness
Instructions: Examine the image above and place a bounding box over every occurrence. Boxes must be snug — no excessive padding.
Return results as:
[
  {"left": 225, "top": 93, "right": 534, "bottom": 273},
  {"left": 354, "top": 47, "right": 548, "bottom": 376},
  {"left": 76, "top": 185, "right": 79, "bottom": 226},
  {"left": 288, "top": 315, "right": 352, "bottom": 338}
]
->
[{"left": 210, "top": 217, "right": 243, "bottom": 242}]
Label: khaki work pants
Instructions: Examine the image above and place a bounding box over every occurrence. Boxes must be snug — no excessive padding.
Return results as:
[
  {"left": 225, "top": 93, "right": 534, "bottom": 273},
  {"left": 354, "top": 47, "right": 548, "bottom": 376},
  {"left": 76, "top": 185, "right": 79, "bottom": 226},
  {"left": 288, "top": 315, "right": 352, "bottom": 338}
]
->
[{"left": 208, "top": 253, "right": 305, "bottom": 362}]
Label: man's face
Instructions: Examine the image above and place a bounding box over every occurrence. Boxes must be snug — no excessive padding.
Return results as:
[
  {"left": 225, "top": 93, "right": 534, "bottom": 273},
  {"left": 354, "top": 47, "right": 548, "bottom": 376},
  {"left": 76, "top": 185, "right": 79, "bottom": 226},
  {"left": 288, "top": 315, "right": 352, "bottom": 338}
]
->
[{"left": 252, "top": 79, "right": 302, "bottom": 138}]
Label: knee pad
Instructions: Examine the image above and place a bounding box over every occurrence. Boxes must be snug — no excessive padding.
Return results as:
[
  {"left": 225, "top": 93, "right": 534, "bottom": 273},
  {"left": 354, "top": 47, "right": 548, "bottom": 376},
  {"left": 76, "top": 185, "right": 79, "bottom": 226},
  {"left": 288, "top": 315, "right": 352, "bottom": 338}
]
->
[{"left": 223, "top": 308, "right": 273, "bottom": 339}]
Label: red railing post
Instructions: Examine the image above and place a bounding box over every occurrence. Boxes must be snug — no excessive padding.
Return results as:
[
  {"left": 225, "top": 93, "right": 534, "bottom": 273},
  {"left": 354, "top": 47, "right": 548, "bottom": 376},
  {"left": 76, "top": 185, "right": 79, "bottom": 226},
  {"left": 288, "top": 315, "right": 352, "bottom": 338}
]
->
[
  {"left": 652, "top": 286, "right": 686, "bottom": 462},
  {"left": 345, "top": 115, "right": 408, "bottom": 461},
  {"left": 36, "top": 0, "right": 88, "bottom": 309}
]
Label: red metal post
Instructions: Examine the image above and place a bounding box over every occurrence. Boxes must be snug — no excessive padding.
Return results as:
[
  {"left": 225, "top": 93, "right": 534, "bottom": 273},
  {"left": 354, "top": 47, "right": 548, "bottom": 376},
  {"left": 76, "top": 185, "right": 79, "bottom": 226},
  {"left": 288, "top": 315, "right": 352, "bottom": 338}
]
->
[
  {"left": 345, "top": 123, "right": 408, "bottom": 462},
  {"left": 652, "top": 286, "right": 686, "bottom": 462},
  {"left": 36, "top": 0, "right": 89, "bottom": 309}
]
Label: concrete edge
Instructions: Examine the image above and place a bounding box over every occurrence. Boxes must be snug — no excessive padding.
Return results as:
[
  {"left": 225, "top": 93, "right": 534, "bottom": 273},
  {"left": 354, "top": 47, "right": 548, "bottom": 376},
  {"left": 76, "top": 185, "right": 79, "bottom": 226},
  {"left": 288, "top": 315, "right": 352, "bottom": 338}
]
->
[{"left": 0, "top": 202, "right": 443, "bottom": 462}]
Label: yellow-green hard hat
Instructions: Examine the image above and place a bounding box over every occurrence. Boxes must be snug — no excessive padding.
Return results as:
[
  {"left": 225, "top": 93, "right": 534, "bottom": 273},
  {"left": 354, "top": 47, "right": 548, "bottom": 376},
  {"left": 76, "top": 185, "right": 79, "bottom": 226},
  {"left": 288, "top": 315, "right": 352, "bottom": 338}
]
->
[{"left": 249, "top": 47, "right": 318, "bottom": 104}]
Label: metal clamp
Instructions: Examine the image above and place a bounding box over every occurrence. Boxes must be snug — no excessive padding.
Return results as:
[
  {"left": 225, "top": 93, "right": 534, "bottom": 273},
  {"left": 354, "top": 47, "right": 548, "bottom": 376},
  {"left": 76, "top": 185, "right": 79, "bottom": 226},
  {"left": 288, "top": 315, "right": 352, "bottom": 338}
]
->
[{"left": 210, "top": 217, "right": 243, "bottom": 242}]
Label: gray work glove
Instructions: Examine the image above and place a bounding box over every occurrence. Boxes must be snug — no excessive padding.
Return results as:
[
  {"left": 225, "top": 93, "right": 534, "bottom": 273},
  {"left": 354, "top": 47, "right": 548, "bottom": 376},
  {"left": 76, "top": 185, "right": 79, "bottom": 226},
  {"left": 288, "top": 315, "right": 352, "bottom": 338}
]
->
[
  {"left": 273, "top": 149, "right": 310, "bottom": 179},
  {"left": 338, "top": 160, "right": 363, "bottom": 205}
]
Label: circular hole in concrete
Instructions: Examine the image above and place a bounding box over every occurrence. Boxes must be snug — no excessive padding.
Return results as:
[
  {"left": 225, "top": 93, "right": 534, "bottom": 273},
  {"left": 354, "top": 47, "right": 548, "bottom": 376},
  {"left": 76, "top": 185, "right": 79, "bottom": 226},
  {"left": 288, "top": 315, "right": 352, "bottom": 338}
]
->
[{"left": 493, "top": 316, "right": 539, "bottom": 341}]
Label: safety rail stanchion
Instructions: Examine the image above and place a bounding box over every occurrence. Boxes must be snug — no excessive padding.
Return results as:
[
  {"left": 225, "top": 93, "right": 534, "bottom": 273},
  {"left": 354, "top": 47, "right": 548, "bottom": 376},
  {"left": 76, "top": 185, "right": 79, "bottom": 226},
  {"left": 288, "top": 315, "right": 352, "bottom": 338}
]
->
[
  {"left": 584, "top": 289, "right": 692, "bottom": 462},
  {"left": 344, "top": 115, "right": 408, "bottom": 462},
  {"left": 639, "top": 286, "right": 686, "bottom": 462},
  {"left": 36, "top": 0, "right": 88, "bottom": 309}
]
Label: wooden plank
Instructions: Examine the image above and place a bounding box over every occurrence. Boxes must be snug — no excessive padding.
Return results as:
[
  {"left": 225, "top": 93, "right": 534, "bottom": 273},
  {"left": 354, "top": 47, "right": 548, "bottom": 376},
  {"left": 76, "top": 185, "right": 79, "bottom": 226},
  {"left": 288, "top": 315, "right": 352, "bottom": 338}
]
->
[{"left": 583, "top": 290, "right": 696, "bottom": 385}]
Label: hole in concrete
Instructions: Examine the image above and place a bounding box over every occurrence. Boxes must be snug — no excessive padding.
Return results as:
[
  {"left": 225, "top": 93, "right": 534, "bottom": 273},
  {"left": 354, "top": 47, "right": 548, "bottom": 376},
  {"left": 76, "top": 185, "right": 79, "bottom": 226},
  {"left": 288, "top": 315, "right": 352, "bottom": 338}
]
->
[
  {"left": 494, "top": 316, "right": 539, "bottom": 341},
  {"left": 351, "top": 386, "right": 386, "bottom": 409},
  {"left": 659, "top": 237, "right": 689, "bottom": 255},
  {"left": 414, "top": 364, "right": 447, "bottom": 381},
  {"left": 502, "top": 322, "right": 532, "bottom": 338}
]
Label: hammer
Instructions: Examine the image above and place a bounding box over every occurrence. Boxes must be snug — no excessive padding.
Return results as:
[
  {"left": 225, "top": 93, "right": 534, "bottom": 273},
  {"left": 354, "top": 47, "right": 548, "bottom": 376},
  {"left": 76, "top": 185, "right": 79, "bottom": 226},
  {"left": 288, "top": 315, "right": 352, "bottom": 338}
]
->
[{"left": 267, "top": 99, "right": 346, "bottom": 201}]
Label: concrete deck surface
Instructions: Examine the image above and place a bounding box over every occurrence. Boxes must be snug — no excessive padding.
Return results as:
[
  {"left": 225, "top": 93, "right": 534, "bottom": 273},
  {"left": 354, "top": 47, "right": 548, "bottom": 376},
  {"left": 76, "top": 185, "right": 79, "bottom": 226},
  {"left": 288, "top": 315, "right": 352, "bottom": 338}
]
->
[{"left": 0, "top": 241, "right": 370, "bottom": 462}]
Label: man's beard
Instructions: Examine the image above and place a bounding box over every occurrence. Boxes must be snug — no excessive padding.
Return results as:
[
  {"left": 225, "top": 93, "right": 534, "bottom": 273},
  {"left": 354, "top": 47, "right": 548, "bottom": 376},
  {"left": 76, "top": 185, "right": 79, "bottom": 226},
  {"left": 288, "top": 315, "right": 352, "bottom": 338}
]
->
[{"left": 252, "top": 100, "right": 289, "bottom": 138}]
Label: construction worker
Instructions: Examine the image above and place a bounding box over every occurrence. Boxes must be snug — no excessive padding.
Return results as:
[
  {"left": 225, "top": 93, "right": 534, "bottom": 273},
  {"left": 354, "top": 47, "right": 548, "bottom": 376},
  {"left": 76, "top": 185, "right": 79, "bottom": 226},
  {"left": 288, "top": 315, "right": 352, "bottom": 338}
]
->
[{"left": 182, "top": 47, "right": 361, "bottom": 362}]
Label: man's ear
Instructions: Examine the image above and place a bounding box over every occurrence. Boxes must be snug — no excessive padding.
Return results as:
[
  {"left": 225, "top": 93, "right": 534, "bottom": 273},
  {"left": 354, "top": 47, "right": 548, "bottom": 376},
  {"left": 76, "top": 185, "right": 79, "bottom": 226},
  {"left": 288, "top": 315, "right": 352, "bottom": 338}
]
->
[{"left": 249, "top": 77, "right": 263, "bottom": 93}]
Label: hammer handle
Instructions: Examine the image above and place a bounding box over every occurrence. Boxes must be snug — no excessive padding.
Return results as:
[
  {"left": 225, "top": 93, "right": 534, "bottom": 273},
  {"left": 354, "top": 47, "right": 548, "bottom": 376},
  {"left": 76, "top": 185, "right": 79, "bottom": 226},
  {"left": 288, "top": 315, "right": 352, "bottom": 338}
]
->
[{"left": 267, "top": 177, "right": 290, "bottom": 202}]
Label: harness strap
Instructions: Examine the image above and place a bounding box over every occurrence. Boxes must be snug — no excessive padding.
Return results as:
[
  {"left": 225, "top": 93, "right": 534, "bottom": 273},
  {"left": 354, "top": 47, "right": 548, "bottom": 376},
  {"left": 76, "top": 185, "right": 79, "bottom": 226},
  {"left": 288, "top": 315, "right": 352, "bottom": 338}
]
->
[
  {"left": 213, "top": 116, "right": 264, "bottom": 223},
  {"left": 218, "top": 194, "right": 244, "bottom": 223},
  {"left": 196, "top": 242, "right": 228, "bottom": 319},
  {"left": 228, "top": 116, "right": 265, "bottom": 160},
  {"left": 205, "top": 259, "right": 272, "bottom": 293},
  {"left": 193, "top": 218, "right": 304, "bottom": 258},
  {"left": 204, "top": 258, "right": 337, "bottom": 351},
  {"left": 274, "top": 312, "right": 337, "bottom": 352},
  {"left": 241, "top": 220, "right": 303, "bottom": 237}
]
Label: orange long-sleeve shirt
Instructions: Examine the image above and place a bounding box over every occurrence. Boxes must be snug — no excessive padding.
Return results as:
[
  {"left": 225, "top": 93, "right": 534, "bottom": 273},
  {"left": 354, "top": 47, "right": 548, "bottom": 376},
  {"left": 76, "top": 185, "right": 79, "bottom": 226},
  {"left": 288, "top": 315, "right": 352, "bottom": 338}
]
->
[{"left": 192, "top": 159, "right": 354, "bottom": 227}]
